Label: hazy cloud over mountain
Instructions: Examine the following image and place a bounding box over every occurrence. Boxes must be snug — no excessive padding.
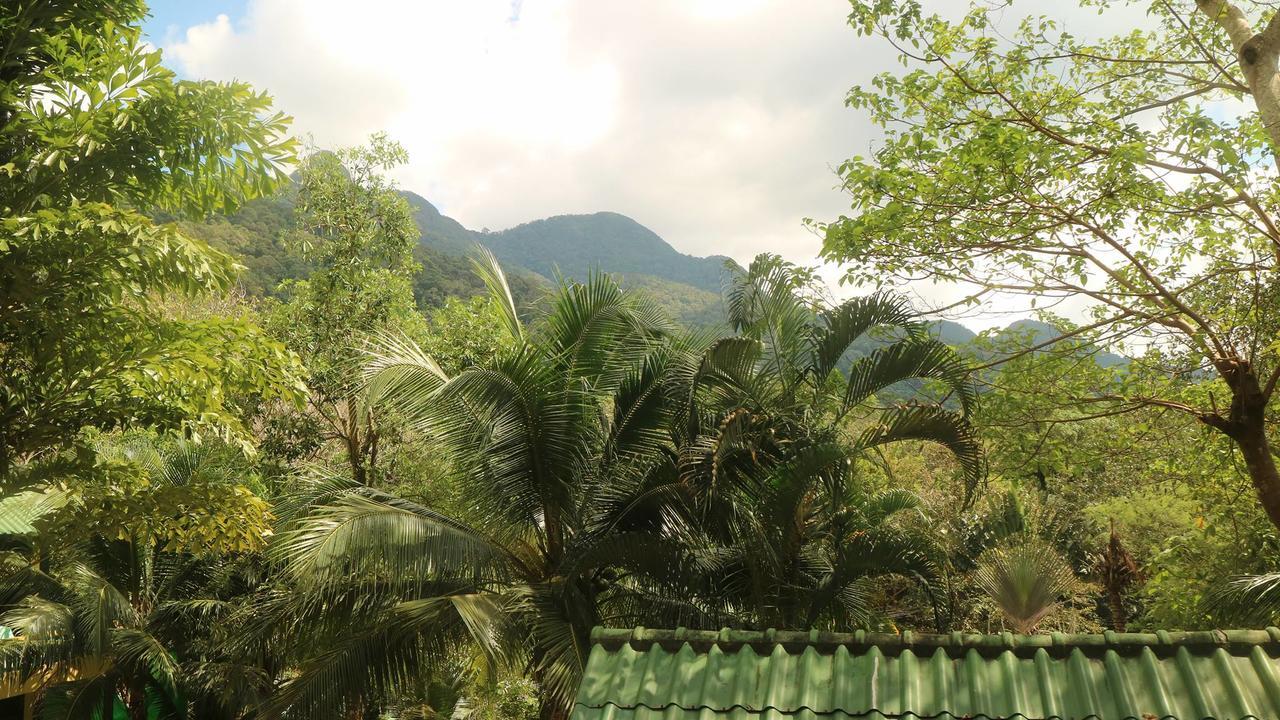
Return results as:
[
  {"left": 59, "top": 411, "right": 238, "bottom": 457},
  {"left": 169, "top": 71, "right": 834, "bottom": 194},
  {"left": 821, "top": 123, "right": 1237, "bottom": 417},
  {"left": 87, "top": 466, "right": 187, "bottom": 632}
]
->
[
  {"left": 164, "top": 1, "right": 874, "bottom": 269},
  {"left": 161, "top": 0, "right": 1150, "bottom": 327}
]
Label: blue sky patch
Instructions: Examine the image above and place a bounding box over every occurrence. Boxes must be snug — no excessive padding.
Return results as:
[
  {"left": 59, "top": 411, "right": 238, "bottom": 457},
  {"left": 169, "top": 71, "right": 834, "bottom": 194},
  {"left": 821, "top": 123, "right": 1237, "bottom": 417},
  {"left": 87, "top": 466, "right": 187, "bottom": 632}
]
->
[{"left": 142, "top": 0, "right": 246, "bottom": 44}]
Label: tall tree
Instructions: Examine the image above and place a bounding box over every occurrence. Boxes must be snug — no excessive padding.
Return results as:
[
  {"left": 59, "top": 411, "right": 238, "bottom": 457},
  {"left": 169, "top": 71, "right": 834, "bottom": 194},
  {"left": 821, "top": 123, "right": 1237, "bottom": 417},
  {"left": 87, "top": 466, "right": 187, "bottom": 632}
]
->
[
  {"left": 266, "top": 135, "right": 425, "bottom": 484},
  {"left": 825, "top": 0, "right": 1280, "bottom": 528},
  {"left": 0, "top": 0, "right": 304, "bottom": 485}
]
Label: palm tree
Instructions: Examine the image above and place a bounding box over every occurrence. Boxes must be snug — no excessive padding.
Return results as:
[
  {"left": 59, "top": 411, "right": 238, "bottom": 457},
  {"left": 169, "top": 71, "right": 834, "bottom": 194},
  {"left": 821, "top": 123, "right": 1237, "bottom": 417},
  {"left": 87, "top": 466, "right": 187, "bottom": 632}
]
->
[
  {"left": 269, "top": 254, "right": 712, "bottom": 720},
  {"left": 0, "top": 436, "right": 271, "bottom": 720},
  {"left": 692, "top": 447, "right": 946, "bottom": 630},
  {"left": 670, "top": 255, "right": 981, "bottom": 629},
  {"left": 1203, "top": 572, "right": 1280, "bottom": 625},
  {"left": 271, "top": 252, "right": 984, "bottom": 718},
  {"left": 973, "top": 541, "right": 1077, "bottom": 634}
]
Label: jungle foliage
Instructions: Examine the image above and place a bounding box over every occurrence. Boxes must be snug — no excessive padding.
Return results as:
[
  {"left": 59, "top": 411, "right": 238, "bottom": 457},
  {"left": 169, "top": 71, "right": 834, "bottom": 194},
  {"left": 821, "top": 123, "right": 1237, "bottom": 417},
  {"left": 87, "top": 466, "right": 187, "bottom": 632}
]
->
[{"left": 2, "top": 1, "right": 1280, "bottom": 719}]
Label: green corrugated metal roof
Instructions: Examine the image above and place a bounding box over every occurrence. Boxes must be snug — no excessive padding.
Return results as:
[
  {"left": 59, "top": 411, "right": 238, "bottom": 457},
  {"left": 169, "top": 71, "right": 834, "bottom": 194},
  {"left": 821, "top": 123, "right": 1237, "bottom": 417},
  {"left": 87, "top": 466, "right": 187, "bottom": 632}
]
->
[{"left": 573, "top": 627, "right": 1280, "bottom": 720}]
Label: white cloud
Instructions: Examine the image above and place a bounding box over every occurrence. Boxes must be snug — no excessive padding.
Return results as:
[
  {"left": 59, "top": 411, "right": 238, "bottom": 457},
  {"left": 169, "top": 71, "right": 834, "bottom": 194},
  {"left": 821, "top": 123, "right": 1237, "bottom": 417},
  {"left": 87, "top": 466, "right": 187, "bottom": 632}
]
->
[
  {"left": 165, "top": 0, "right": 1155, "bottom": 330},
  {"left": 166, "top": 0, "right": 873, "bottom": 263}
]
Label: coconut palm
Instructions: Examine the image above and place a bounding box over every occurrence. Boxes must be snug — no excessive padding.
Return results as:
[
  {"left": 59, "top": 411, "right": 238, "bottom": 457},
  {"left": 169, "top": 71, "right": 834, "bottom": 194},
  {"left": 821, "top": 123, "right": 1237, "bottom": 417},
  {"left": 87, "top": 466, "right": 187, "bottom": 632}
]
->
[
  {"left": 1202, "top": 572, "right": 1280, "bottom": 625},
  {"left": 674, "top": 255, "right": 980, "bottom": 521},
  {"left": 271, "top": 252, "right": 984, "bottom": 718},
  {"left": 269, "top": 255, "right": 714, "bottom": 720}
]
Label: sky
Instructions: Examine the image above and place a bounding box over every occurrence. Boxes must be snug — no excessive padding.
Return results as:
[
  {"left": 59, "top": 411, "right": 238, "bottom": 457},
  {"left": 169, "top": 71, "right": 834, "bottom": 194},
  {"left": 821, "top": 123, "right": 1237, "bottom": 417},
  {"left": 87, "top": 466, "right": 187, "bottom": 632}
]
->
[{"left": 142, "top": 0, "right": 1144, "bottom": 330}]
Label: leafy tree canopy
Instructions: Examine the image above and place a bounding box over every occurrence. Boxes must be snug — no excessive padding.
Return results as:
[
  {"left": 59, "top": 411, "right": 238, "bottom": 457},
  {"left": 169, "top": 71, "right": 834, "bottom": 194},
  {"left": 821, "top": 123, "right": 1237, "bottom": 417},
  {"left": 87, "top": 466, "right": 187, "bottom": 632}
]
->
[
  {"left": 824, "top": 0, "right": 1280, "bottom": 528},
  {"left": 0, "top": 0, "right": 306, "bottom": 486}
]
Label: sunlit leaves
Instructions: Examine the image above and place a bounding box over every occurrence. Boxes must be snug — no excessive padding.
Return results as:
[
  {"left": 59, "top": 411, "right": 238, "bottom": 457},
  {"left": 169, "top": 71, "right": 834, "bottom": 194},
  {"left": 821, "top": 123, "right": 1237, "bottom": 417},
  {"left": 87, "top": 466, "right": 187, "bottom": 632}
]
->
[
  {"left": 2, "top": 6, "right": 295, "bottom": 217},
  {"left": 1, "top": 1, "right": 305, "bottom": 480},
  {"left": 824, "top": 0, "right": 1279, "bottom": 367}
]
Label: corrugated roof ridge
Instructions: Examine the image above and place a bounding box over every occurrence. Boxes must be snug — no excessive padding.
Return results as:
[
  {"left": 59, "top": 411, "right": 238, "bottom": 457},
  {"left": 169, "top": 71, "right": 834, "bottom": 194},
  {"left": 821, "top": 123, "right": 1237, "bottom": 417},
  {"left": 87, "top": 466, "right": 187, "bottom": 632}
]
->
[
  {"left": 590, "top": 626, "right": 1280, "bottom": 656},
  {"left": 572, "top": 700, "right": 1266, "bottom": 720}
]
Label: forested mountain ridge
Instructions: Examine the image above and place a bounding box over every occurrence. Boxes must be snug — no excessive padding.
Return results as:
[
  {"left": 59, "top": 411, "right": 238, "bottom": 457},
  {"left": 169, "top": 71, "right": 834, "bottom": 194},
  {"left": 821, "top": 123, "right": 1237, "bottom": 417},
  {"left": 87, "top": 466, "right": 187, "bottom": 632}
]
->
[
  {"left": 183, "top": 188, "right": 1131, "bottom": 364},
  {"left": 406, "top": 192, "right": 736, "bottom": 293},
  {"left": 403, "top": 191, "right": 477, "bottom": 255},
  {"left": 486, "top": 212, "right": 734, "bottom": 292},
  {"left": 181, "top": 186, "right": 731, "bottom": 327}
]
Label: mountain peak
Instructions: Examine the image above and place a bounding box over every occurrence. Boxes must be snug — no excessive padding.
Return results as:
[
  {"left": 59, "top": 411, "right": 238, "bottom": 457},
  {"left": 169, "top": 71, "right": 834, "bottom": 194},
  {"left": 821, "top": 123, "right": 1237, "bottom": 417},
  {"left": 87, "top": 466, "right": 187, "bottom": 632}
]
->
[{"left": 408, "top": 195, "right": 735, "bottom": 292}]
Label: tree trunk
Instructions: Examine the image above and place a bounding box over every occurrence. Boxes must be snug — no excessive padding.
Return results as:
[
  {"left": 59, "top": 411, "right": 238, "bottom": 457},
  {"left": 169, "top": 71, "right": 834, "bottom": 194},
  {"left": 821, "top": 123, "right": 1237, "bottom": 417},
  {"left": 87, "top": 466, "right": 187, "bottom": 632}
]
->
[
  {"left": 101, "top": 683, "right": 115, "bottom": 720},
  {"left": 1200, "top": 360, "right": 1280, "bottom": 531},
  {"left": 1238, "top": 423, "right": 1280, "bottom": 529}
]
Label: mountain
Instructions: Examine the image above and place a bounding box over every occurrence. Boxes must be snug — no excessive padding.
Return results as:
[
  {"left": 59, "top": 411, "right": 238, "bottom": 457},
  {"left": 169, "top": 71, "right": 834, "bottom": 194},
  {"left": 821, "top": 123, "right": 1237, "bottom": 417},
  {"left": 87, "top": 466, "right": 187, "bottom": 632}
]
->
[
  {"left": 406, "top": 196, "right": 735, "bottom": 294},
  {"left": 404, "top": 194, "right": 730, "bottom": 323},
  {"left": 930, "top": 320, "right": 978, "bottom": 346},
  {"left": 184, "top": 187, "right": 1129, "bottom": 372},
  {"left": 404, "top": 191, "right": 479, "bottom": 255},
  {"left": 176, "top": 193, "right": 544, "bottom": 310},
  {"left": 482, "top": 213, "right": 734, "bottom": 294},
  {"left": 990, "top": 319, "right": 1129, "bottom": 368}
]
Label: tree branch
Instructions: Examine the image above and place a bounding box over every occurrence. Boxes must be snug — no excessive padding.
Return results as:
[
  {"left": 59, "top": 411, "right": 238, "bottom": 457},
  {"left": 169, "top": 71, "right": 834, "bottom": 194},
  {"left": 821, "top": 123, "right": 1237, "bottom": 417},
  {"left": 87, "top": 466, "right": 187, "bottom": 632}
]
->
[{"left": 969, "top": 311, "right": 1139, "bottom": 371}]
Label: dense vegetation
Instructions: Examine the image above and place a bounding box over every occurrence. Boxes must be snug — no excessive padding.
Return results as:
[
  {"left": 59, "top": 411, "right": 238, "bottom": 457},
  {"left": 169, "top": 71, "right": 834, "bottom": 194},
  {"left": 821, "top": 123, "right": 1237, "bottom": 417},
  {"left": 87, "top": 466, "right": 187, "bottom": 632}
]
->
[{"left": 2, "top": 1, "right": 1279, "bottom": 719}]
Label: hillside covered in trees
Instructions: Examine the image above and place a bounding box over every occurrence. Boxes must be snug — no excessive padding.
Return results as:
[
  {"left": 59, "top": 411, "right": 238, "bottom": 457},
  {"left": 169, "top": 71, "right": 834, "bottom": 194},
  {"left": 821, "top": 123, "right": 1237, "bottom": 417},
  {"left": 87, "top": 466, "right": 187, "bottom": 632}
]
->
[{"left": 179, "top": 185, "right": 731, "bottom": 329}]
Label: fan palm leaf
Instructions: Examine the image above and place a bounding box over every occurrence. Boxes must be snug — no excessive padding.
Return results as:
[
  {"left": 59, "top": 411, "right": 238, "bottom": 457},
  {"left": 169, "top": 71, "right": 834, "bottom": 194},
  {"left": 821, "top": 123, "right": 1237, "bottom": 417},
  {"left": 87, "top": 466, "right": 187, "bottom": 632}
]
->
[{"left": 974, "top": 542, "right": 1076, "bottom": 634}]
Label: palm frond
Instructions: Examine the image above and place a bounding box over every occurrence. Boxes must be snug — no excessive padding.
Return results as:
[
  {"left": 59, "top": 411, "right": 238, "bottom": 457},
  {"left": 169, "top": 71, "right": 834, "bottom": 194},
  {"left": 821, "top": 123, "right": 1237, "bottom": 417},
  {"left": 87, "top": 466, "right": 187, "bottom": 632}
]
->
[
  {"left": 974, "top": 542, "right": 1076, "bottom": 634},
  {"left": 471, "top": 245, "right": 525, "bottom": 343},
  {"left": 806, "top": 531, "right": 940, "bottom": 626},
  {"left": 857, "top": 488, "right": 926, "bottom": 527},
  {"left": 542, "top": 271, "right": 672, "bottom": 388},
  {"left": 841, "top": 338, "right": 976, "bottom": 415},
  {"left": 112, "top": 628, "right": 181, "bottom": 699},
  {"left": 362, "top": 331, "right": 451, "bottom": 427},
  {"left": 559, "top": 532, "right": 697, "bottom": 591},
  {"left": 36, "top": 674, "right": 120, "bottom": 720},
  {"left": 812, "top": 292, "right": 921, "bottom": 381},
  {"left": 0, "top": 597, "right": 78, "bottom": 669},
  {"left": 264, "top": 590, "right": 503, "bottom": 720},
  {"left": 723, "top": 257, "right": 815, "bottom": 393},
  {"left": 854, "top": 406, "right": 984, "bottom": 493},
  {"left": 431, "top": 350, "right": 592, "bottom": 529},
  {"left": 690, "top": 337, "right": 763, "bottom": 397},
  {"left": 1202, "top": 572, "right": 1280, "bottom": 625},
  {"left": 723, "top": 253, "right": 813, "bottom": 333},
  {"left": 275, "top": 492, "right": 508, "bottom": 593},
  {"left": 64, "top": 562, "right": 141, "bottom": 658},
  {"left": 269, "top": 463, "right": 364, "bottom": 527},
  {"left": 602, "top": 347, "right": 676, "bottom": 465}
]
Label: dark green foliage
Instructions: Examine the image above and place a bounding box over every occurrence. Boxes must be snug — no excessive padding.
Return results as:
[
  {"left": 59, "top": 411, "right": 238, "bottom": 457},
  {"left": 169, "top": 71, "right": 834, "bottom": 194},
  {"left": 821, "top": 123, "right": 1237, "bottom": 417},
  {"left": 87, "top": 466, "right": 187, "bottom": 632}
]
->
[
  {"left": 0, "top": 434, "right": 276, "bottom": 720},
  {"left": 174, "top": 196, "right": 311, "bottom": 298}
]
